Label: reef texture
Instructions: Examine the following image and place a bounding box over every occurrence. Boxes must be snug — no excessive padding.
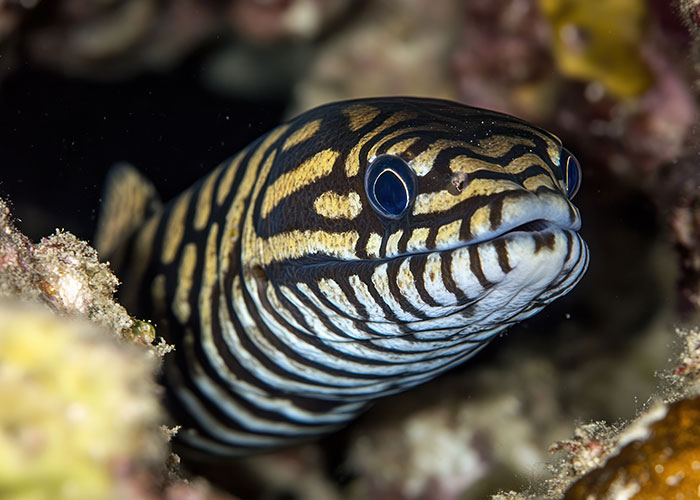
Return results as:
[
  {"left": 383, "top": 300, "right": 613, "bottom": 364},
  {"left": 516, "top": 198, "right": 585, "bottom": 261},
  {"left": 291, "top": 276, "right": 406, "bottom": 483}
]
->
[
  {"left": 655, "top": 0, "right": 700, "bottom": 314},
  {"left": 0, "top": 198, "right": 241, "bottom": 500},
  {"left": 290, "top": 0, "right": 463, "bottom": 115},
  {"left": 655, "top": 148, "right": 700, "bottom": 314},
  {"left": 493, "top": 327, "right": 700, "bottom": 500},
  {"left": 0, "top": 197, "right": 163, "bottom": 499},
  {"left": 0, "top": 197, "right": 158, "bottom": 349},
  {"left": 344, "top": 367, "right": 567, "bottom": 499},
  {"left": 562, "top": 397, "right": 700, "bottom": 500},
  {"left": 540, "top": 0, "right": 653, "bottom": 99}
]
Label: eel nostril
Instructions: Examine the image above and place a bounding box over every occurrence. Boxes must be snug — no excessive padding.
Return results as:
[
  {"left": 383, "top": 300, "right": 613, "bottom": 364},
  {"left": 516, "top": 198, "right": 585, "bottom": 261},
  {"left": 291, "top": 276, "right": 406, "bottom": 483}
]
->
[{"left": 448, "top": 171, "right": 469, "bottom": 196}]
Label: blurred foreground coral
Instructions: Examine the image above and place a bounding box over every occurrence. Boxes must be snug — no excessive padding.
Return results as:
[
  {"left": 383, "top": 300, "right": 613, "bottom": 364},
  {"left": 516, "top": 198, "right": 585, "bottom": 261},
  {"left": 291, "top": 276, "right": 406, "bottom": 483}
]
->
[
  {"left": 0, "top": 304, "right": 164, "bottom": 500},
  {"left": 0, "top": 198, "right": 239, "bottom": 500}
]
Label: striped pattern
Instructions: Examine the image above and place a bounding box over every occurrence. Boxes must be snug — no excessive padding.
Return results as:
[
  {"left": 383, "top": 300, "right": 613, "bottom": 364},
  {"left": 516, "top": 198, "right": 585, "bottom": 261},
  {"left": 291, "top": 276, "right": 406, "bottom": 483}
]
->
[{"left": 112, "top": 97, "right": 588, "bottom": 457}]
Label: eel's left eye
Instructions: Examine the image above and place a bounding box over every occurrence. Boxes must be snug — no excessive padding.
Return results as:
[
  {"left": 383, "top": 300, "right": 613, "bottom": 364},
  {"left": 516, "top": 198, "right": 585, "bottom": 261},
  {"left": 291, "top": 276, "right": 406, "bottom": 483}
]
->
[
  {"left": 561, "top": 148, "right": 582, "bottom": 199},
  {"left": 365, "top": 155, "right": 416, "bottom": 219}
]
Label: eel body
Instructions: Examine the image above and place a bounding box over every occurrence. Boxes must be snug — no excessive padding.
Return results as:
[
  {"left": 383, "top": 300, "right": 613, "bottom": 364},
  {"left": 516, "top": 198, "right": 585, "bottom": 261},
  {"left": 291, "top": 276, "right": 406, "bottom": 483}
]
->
[{"left": 96, "top": 97, "right": 588, "bottom": 457}]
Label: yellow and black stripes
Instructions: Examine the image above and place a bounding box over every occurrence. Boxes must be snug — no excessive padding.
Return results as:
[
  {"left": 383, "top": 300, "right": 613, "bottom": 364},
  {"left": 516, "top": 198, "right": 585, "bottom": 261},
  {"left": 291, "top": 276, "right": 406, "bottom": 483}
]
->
[{"left": 105, "top": 97, "right": 588, "bottom": 457}]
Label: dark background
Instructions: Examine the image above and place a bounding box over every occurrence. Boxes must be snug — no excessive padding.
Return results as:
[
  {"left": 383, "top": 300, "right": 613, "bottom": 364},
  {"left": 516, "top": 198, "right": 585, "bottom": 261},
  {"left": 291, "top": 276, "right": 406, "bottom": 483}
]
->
[{"left": 0, "top": 59, "right": 287, "bottom": 242}]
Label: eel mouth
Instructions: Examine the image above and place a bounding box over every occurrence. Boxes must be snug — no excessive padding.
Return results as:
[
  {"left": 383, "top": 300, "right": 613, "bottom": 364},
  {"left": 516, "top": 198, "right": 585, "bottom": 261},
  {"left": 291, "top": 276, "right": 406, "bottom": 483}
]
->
[
  {"left": 467, "top": 219, "right": 558, "bottom": 248},
  {"left": 499, "top": 219, "right": 553, "bottom": 236},
  {"left": 431, "top": 217, "right": 571, "bottom": 257},
  {"left": 464, "top": 216, "right": 580, "bottom": 250},
  {"left": 460, "top": 194, "right": 581, "bottom": 248}
]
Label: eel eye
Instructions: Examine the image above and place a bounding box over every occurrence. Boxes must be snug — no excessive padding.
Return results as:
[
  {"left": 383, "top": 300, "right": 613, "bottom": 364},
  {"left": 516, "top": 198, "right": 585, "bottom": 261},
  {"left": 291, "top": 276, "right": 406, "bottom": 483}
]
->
[
  {"left": 561, "top": 148, "right": 582, "bottom": 199},
  {"left": 365, "top": 155, "right": 416, "bottom": 219}
]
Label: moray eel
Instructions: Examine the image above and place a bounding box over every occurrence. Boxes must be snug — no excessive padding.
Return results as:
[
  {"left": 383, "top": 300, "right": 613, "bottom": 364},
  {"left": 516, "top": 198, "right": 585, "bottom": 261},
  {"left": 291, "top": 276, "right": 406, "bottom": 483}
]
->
[{"left": 96, "top": 97, "right": 588, "bottom": 457}]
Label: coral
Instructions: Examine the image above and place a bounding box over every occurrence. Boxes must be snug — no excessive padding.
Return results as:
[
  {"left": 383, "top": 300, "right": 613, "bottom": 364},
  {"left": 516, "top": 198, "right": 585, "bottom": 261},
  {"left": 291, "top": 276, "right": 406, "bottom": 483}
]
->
[
  {"left": 678, "top": 0, "right": 700, "bottom": 58},
  {"left": 458, "top": 0, "right": 696, "bottom": 184},
  {"left": 341, "top": 335, "right": 660, "bottom": 500},
  {"left": 535, "top": 0, "right": 696, "bottom": 183},
  {"left": 164, "top": 480, "right": 241, "bottom": 500},
  {"left": 0, "top": 198, "right": 165, "bottom": 352},
  {"left": 0, "top": 304, "right": 164, "bottom": 500},
  {"left": 563, "top": 397, "right": 700, "bottom": 499},
  {"left": 680, "top": 0, "right": 700, "bottom": 31},
  {"left": 346, "top": 395, "right": 534, "bottom": 499},
  {"left": 548, "top": 422, "right": 621, "bottom": 486},
  {"left": 0, "top": 197, "right": 242, "bottom": 499},
  {"left": 538, "top": 0, "right": 653, "bottom": 98},
  {"left": 492, "top": 493, "right": 532, "bottom": 500},
  {"left": 496, "top": 326, "right": 700, "bottom": 500},
  {"left": 663, "top": 327, "right": 700, "bottom": 399},
  {"left": 550, "top": 44, "right": 696, "bottom": 181}
]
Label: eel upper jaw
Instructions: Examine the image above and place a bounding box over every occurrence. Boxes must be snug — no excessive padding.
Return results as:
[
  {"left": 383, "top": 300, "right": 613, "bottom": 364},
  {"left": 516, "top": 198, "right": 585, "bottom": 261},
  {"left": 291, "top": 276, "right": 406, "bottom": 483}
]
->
[{"left": 463, "top": 198, "right": 581, "bottom": 247}]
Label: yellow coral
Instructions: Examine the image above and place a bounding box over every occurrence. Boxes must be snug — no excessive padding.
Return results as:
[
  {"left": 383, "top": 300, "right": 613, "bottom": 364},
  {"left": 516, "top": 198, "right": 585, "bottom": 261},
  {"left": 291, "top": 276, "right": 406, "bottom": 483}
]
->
[
  {"left": 564, "top": 397, "right": 700, "bottom": 499},
  {"left": 0, "top": 305, "right": 164, "bottom": 500},
  {"left": 538, "top": 0, "right": 653, "bottom": 98}
]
